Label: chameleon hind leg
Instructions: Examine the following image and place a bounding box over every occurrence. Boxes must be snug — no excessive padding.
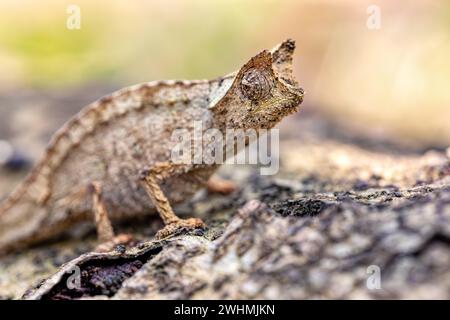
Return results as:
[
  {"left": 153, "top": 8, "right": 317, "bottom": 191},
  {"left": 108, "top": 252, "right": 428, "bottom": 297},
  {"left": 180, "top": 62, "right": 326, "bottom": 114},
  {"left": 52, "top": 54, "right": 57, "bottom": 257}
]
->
[
  {"left": 139, "top": 162, "right": 205, "bottom": 239},
  {"left": 89, "top": 182, "right": 134, "bottom": 252},
  {"left": 207, "top": 176, "right": 236, "bottom": 194}
]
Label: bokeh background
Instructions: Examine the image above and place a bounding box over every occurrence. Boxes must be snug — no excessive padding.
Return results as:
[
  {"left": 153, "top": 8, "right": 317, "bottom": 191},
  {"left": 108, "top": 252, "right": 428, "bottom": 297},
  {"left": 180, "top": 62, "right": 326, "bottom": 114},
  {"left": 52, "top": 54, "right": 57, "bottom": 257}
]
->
[{"left": 0, "top": 0, "right": 449, "bottom": 163}]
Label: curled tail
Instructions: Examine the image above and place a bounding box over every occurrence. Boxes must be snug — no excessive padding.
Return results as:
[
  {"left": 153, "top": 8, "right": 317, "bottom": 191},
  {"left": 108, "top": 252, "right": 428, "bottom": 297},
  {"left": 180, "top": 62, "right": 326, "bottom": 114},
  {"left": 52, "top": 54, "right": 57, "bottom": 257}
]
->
[{"left": 0, "top": 184, "right": 48, "bottom": 255}]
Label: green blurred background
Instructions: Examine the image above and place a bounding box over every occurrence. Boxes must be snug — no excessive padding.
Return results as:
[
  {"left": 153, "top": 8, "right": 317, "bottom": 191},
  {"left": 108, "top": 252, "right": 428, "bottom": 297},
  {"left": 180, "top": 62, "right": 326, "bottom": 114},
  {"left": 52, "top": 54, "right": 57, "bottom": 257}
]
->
[{"left": 0, "top": 0, "right": 449, "bottom": 148}]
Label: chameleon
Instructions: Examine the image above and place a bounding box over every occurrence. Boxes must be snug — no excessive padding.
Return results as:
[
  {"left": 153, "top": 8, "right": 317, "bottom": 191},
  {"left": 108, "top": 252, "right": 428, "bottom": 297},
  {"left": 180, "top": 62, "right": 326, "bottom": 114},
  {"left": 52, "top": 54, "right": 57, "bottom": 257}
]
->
[{"left": 0, "top": 39, "right": 304, "bottom": 254}]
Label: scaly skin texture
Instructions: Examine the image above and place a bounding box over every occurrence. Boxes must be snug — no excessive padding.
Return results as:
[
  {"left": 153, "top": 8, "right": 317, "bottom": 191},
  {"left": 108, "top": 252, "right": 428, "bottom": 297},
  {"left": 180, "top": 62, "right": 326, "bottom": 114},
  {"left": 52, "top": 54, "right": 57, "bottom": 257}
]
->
[{"left": 0, "top": 40, "right": 304, "bottom": 254}]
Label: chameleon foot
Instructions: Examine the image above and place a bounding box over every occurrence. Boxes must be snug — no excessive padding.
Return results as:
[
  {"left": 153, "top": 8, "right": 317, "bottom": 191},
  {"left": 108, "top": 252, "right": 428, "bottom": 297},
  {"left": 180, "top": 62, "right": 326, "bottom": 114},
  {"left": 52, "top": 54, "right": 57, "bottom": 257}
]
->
[
  {"left": 95, "top": 233, "right": 136, "bottom": 253},
  {"left": 155, "top": 218, "right": 205, "bottom": 239},
  {"left": 207, "top": 176, "right": 237, "bottom": 195}
]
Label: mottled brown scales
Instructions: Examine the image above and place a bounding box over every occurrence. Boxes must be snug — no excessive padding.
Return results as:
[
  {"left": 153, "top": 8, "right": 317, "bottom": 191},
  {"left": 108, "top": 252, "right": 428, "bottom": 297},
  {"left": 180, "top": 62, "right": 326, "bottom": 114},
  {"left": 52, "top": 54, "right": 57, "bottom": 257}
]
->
[{"left": 0, "top": 40, "right": 304, "bottom": 254}]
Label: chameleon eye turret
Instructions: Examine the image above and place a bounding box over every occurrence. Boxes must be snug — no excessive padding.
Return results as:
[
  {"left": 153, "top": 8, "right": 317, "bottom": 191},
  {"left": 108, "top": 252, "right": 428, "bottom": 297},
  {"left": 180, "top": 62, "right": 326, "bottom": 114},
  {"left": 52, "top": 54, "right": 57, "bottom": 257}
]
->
[{"left": 240, "top": 68, "right": 273, "bottom": 101}]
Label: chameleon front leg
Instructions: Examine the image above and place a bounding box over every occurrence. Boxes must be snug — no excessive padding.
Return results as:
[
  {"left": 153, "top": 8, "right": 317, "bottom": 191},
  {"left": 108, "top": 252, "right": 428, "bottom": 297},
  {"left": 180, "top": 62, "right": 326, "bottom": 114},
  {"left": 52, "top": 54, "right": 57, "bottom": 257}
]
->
[
  {"left": 139, "top": 162, "right": 205, "bottom": 239},
  {"left": 88, "top": 182, "right": 134, "bottom": 252}
]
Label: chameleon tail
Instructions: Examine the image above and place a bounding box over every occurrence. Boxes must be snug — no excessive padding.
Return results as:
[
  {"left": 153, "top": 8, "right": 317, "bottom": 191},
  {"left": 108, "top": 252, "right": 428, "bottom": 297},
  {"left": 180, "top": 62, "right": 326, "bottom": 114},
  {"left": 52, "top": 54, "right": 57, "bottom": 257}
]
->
[{"left": 0, "top": 185, "right": 47, "bottom": 254}]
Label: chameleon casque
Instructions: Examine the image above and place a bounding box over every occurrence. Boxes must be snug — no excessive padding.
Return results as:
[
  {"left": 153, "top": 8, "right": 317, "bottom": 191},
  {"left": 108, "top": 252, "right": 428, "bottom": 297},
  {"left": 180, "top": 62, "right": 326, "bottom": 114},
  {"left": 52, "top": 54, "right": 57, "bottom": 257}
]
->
[{"left": 0, "top": 40, "right": 304, "bottom": 254}]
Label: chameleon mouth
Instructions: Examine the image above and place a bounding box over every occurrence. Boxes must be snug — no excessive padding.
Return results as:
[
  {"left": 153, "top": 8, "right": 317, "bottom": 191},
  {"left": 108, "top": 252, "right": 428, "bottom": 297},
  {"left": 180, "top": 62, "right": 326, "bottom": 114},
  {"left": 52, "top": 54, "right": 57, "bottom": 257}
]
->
[{"left": 290, "top": 86, "right": 305, "bottom": 105}]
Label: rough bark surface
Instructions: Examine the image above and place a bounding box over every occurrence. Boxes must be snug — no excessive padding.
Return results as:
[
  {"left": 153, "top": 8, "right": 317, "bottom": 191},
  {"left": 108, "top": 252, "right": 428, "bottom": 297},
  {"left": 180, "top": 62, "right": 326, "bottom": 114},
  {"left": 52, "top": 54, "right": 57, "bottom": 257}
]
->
[{"left": 1, "top": 89, "right": 449, "bottom": 299}]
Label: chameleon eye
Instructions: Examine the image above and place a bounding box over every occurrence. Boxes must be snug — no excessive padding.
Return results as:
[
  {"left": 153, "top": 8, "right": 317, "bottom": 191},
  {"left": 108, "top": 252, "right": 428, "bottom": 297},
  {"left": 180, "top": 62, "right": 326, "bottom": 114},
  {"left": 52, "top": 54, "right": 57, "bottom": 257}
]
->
[{"left": 240, "top": 68, "right": 271, "bottom": 101}]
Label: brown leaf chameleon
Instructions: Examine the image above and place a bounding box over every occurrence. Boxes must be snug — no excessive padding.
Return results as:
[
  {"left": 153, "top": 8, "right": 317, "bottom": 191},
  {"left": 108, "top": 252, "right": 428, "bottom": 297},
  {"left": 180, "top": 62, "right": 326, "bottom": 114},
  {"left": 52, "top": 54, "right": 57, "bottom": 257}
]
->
[{"left": 0, "top": 40, "right": 304, "bottom": 254}]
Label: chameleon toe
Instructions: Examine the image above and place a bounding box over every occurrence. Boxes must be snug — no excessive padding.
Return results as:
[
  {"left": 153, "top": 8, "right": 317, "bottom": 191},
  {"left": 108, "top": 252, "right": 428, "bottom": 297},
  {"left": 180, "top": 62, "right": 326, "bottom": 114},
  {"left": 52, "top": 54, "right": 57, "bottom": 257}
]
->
[
  {"left": 155, "top": 218, "right": 206, "bottom": 240},
  {"left": 94, "top": 233, "right": 136, "bottom": 253}
]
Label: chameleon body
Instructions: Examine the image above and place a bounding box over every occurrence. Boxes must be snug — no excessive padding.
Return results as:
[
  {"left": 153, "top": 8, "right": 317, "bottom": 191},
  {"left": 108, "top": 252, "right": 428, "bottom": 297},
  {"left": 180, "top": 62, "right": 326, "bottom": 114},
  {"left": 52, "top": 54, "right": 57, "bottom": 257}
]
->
[{"left": 0, "top": 40, "right": 304, "bottom": 254}]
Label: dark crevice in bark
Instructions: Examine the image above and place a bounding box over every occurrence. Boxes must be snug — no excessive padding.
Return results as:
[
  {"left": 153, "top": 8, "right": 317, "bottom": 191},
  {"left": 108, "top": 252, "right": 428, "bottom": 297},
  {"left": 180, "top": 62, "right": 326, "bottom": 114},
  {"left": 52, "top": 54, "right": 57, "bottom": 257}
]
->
[
  {"left": 40, "top": 246, "right": 163, "bottom": 300},
  {"left": 270, "top": 199, "right": 331, "bottom": 217}
]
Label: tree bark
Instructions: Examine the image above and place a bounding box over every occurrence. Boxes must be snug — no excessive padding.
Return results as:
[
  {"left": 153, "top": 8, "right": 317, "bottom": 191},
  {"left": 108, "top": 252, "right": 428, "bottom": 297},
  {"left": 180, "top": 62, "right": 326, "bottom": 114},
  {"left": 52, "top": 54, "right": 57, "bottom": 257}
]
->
[{"left": 1, "top": 105, "right": 449, "bottom": 300}]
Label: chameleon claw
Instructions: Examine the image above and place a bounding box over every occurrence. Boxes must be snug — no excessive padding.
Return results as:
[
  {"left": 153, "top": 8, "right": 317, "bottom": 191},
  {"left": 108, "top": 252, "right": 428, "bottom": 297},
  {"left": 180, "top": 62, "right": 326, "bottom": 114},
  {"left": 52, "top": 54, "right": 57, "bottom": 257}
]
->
[
  {"left": 155, "top": 218, "right": 206, "bottom": 240},
  {"left": 95, "top": 233, "right": 136, "bottom": 253}
]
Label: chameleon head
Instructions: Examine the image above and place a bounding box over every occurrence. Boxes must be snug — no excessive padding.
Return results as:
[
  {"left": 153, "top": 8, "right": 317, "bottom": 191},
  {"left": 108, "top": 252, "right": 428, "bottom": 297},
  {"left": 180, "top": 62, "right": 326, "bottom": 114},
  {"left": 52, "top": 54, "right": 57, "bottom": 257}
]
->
[{"left": 209, "top": 39, "right": 304, "bottom": 130}]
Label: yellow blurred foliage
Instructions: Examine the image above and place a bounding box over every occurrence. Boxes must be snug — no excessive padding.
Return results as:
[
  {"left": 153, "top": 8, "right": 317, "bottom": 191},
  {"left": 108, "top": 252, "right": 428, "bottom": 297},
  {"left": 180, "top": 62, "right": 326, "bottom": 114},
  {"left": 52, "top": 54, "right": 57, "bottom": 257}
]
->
[{"left": 0, "top": 0, "right": 449, "bottom": 146}]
